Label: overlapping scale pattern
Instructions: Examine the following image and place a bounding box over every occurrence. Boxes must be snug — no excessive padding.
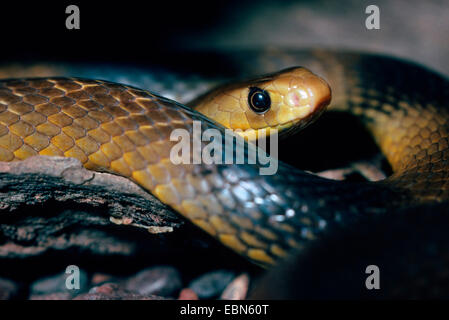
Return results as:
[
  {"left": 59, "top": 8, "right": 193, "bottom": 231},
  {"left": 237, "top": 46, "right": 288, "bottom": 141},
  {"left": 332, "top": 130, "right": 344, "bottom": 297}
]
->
[
  {"left": 0, "top": 78, "right": 343, "bottom": 266},
  {"left": 1, "top": 51, "right": 449, "bottom": 269}
]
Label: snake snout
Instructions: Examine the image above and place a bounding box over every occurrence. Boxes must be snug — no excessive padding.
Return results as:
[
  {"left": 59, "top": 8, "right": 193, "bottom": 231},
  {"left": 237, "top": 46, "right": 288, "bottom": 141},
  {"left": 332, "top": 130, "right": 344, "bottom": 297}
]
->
[
  {"left": 287, "top": 68, "right": 332, "bottom": 116},
  {"left": 304, "top": 74, "right": 332, "bottom": 113},
  {"left": 276, "top": 67, "right": 332, "bottom": 127}
]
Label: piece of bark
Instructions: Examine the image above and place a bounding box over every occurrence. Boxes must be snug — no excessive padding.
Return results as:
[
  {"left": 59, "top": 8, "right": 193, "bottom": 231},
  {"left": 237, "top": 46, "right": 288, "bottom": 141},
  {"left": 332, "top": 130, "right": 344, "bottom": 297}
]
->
[
  {"left": 73, "top": 283, "right": 167, "bottom": 300},
  {"left": 0, "top": 156, "right": 184, "bottom": 258}
]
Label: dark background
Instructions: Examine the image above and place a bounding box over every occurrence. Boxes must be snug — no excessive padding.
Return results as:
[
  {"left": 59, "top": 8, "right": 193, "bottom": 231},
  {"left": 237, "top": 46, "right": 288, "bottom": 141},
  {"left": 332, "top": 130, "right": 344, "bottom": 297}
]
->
[{"left": 1, "top": 0, "right": 448, "bottom": 75}]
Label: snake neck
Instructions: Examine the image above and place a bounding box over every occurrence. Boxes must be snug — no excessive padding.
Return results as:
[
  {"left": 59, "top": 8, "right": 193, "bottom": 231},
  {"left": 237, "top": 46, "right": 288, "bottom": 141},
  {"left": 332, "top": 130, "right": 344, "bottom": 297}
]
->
[{"left": 320, "top": 53, "right": 449, "bottom": 201}]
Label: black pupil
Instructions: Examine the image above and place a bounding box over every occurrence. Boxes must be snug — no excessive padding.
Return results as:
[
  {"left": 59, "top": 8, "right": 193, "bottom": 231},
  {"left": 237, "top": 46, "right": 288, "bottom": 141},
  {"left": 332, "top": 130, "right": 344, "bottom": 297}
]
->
[{"left": 249, "top": 87, "right": 271, "bottom": 113}]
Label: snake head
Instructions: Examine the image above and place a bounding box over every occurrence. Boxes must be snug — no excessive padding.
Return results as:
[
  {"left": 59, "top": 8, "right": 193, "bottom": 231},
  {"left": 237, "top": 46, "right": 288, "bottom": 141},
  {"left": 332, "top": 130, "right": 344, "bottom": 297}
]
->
[{"left": 191, "top": 67, "right": 332, "bottom": 141}]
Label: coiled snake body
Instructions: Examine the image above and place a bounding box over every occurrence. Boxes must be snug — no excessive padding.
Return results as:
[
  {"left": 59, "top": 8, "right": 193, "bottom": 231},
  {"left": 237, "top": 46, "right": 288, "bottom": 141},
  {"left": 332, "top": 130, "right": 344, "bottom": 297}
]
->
[{"left": 0, "top": 50, "right": 448, "bottom": 267}]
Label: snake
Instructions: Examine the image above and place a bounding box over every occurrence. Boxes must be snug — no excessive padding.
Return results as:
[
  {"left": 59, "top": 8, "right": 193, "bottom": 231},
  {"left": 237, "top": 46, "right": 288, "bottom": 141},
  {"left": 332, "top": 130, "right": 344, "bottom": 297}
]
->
[{"left": 0, "top": 50, "right": 448, "bottom": 268}]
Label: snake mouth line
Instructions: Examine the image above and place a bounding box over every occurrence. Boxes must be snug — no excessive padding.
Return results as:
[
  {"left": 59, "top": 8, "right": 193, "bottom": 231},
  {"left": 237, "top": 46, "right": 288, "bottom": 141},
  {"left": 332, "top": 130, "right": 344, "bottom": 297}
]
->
[{"left": 247, "top": 106, "right": 327, "bottom": 139}]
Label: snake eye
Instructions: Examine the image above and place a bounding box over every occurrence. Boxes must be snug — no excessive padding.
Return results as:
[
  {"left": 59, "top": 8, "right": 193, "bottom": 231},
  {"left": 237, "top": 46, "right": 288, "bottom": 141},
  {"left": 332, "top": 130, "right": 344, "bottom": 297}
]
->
[{"left": 248, "top": 87, "right": 271, "bottom": 114}]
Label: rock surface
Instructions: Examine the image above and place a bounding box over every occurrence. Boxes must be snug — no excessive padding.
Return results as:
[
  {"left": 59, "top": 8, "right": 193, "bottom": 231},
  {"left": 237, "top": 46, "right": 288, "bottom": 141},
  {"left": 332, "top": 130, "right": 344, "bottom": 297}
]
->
[
  {"left": 125, "top": 266, "right": 182, "bottom": 297},
  {"left": 30, "top": 268, "right": 89, "bottom": 297},
  {"left": 0, "top": 277, "right": 19, "bottom": 300},
  {"left": 189, "top": 270, "right": 235, "bottom": 299}
]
